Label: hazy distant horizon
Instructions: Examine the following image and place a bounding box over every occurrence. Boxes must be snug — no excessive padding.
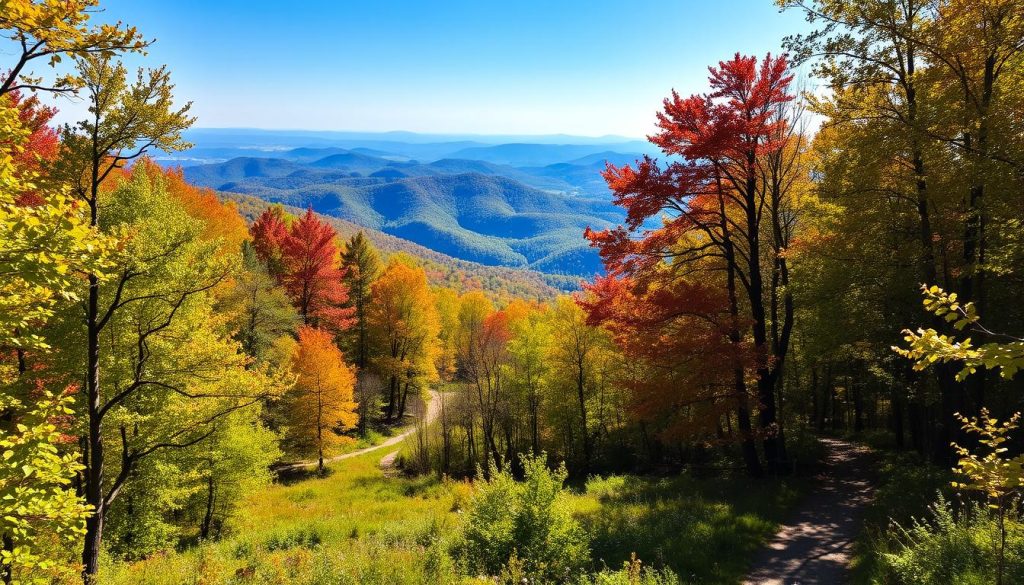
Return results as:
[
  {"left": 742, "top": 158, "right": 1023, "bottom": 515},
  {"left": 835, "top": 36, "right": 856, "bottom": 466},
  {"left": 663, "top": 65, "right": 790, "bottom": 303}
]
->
[{"left": 182, "top": 127, "right": 649, "bottom": 144}]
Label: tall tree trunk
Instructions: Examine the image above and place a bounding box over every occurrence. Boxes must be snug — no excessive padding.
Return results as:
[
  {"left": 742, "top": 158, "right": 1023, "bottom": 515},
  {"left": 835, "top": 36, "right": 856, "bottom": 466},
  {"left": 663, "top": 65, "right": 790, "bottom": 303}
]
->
[
  {"left": 739, "top": 150, "right": 784, "bottom": 474},
  {"left": 812, "top": 366, "right": 825, "bottom": 432},
  {"left": 397, "top": 381, "right": 409, "bottom": 420},
  {"left": 749, "top": 219, "right": 781, "bottom": 472},
  {"left": 82, "top": 273, "right": 104, "bottom": 582},
  {"left": 853, "top": 375, "right": 865, "bottom": 433},
  {"left": 903, "top": 38, "right": 961, "bottom": 464},
  {"left": 727, "top": 242, "right": 761, "bottom": 477},
  {"left": 719, "top": 180, "right": 762, "bottom": 477},
  {"left": 201, "top": 473, "right": 216, "bottom": 539},
  {"left": 529, "top": 391, "right": 540, "bottom": 456},
  {"left": 576, "top": 359, "right": 590, "bottom": 473},
  {"left": 960, "top": 54, "right": 995, "bottom": 420},
  {"left": 385, "top": 375, "right": 397, "bottom": 421}
]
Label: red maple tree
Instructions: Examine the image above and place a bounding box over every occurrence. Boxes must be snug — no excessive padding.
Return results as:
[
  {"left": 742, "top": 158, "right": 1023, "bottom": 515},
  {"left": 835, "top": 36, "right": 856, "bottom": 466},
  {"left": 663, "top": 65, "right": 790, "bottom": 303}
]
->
[
  {"left": 4, "top": 90, "right": 60, "bottom": 205},
  {"left": 250, "top": 206, "right": 291, "bottom": 277},
  {"left": 252, "top": 207, "right": 354, "bottom": 333},
  {"left": 583, "top": 53, "right": 796, "bottom": 475}
]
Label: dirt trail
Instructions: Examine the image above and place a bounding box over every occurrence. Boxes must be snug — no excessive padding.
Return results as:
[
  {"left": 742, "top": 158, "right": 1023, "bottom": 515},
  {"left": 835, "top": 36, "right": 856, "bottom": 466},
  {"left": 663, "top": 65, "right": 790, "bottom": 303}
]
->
[
  {"left": 277, "top": 389, "right": 440, "bottom": 472},
  {"left": 743, "top": 438, "right": 875, "bottom": 585}
]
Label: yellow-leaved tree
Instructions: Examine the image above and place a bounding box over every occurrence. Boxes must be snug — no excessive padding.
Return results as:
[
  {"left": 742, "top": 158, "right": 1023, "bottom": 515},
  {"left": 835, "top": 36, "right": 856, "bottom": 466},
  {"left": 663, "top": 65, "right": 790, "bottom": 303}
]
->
[
  {"left": 0, "top": 0, "right": 147, "bottom": 97},
  {"left": 286, "top": 326, "right": 358, "bottom": 472},
  {"left": 0, "top": 93, "right": 108, "bottom": 582},
  {"left": 368, "top": 258, "right": 440, "bottom": 423}
]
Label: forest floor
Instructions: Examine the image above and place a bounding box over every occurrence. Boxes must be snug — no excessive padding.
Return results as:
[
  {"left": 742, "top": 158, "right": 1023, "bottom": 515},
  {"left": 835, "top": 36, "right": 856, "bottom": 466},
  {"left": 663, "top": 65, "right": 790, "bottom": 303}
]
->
[
  {"left": 276, "top": 390, "right": 441, "bottom": 472},
  {"left": 743, "top": 439, "right": 876, "bottom": 585}
]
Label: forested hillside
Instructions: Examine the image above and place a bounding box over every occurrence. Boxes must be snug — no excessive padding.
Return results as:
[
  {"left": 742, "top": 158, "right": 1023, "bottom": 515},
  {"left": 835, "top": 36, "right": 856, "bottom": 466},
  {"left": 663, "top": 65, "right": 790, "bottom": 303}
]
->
[
  {"left": 226, "top": 192, "right": 580, "bottom": 300},
  {"left": 184, "top": 153, "right": 626, "bottom": 275},
  {"left": 1, "top": 1, "right": 1023, "bottom": 585}
]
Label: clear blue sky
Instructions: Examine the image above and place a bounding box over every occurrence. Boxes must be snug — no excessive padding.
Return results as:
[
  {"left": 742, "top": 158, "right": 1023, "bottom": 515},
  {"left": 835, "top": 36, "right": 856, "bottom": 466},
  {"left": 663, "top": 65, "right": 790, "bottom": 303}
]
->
[{"left": 56, "top": 0, "right": 811, "bottom": 138}]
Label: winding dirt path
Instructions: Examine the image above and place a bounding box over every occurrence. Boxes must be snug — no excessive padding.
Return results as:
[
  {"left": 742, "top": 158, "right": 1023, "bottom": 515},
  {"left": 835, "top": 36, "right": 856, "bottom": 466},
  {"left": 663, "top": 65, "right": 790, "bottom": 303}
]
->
[
  {"left": 277, "top": 389, "right": 441, "bottom": 472},
  {"left": 743, "top": 438, "right": 875, "bottom": 585}
]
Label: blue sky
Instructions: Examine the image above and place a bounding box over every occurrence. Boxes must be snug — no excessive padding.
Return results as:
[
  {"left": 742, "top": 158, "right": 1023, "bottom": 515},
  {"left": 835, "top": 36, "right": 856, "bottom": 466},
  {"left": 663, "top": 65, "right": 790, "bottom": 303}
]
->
[{"left": 54, "top": 0, "right": 811, "bottom": 138}]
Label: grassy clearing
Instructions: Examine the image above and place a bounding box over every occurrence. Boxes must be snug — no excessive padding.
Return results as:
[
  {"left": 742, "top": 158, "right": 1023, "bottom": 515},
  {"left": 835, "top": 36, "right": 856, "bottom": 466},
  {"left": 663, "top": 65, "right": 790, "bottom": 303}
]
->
[
  {"left": 100, "top": 448, "right": 465, "bottom": 585},
  {"left": 576, "top": 474, "right": 805, "bottom": 583},
  {"left": 99, "top": 447, "right": 806, "bottom": 585}
]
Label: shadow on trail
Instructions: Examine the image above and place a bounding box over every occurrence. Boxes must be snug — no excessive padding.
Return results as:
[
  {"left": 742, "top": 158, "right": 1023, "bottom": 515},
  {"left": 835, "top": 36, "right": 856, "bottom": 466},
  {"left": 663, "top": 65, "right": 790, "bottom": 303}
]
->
[{"left": 742, "top": 439, "right": 876, "bottom": 585}]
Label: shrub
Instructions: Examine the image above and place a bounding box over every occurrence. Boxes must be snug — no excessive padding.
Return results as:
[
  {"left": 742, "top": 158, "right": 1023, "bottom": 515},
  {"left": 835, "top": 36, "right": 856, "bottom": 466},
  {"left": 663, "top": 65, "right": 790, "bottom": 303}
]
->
[
  {"left": 881, "top": 495, "right": 1024, "bottom": 584},
  {"left": 459, "top": 453, "right": 590, "bottom": 581},
  {"left": 577, "top": 555, "right": 681, "bottom": 585}
]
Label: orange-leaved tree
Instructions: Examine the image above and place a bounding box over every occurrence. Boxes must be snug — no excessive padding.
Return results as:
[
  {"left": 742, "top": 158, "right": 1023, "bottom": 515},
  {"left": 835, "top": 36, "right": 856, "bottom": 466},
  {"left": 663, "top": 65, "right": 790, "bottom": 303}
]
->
[{"left": 286, "top": 326, "right": 358, "bottom": 472}]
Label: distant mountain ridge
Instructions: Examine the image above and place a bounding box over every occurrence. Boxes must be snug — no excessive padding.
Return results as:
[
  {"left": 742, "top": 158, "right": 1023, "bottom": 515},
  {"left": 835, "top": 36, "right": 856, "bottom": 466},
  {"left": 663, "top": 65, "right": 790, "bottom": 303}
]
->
[
  {"left": 187, "top": 157, "right": 618, "bottom": 275},
  {"left": 159, "top": 128, "right": 654, "bottom": 170},
  {"left": 173, "top": 130, "right": 652, "bottom": 276}
]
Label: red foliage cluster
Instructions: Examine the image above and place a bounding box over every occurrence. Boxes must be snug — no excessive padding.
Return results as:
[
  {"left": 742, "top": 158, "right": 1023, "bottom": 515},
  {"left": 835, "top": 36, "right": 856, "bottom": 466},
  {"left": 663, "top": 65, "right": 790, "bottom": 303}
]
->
[
  {"left": 250, "top": 206, "right": 290, "bottom": 276},
  {"left": 252, "top": 207, "right": 355, "bottom": 333},
  {"left": 581, "top": 53, "right": 794, "bottom": 448},
  {"left": 587, "top": 54, "right": 792, "bottom": 278},
  {"left": 581, "top": 275, "right": 754, "bottom": 441},
  {"left": 4, "top": 90, "right": 60, "bottom": 205}
]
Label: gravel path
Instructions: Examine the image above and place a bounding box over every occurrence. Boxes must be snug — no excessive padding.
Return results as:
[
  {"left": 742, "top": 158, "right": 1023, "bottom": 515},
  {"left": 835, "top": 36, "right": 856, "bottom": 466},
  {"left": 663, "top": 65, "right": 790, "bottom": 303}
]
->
[
  {"left": 276, "top": 389, "right": 440, "bottom": 472},
  {"left": 743, "top": 438, "right": 875, "bottom": 585}
]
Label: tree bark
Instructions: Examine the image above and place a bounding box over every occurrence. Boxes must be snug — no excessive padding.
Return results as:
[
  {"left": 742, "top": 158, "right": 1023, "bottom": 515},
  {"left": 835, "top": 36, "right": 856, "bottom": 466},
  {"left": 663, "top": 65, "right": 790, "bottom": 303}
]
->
[{"left": 201, "top": 473, "right": 216, "bottom": 539}]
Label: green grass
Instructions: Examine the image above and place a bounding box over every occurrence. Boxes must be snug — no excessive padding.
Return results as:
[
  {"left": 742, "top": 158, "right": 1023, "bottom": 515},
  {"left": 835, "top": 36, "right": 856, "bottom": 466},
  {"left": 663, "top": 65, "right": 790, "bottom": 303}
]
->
[
  {"left": 99, "top": 448, "right": 806, "bottom": 584},
  {"left": 353, "top": 426, "right": 396, "bottom": 450},
  {"left": 100, "top": 450, "right": 467, "bottom": 585},
  {"left": 575, "top": 474, "right": 806, "bottom": 583},
  {"left": 849, "top": 450, "right": 953, "bottom": 584}
]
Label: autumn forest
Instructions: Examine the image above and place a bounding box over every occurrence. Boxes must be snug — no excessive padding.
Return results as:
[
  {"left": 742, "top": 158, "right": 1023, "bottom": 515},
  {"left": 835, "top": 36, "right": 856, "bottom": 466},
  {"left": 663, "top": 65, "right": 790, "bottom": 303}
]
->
[{"left": 2, "top": 0, "right": 1024, "bottom": 584}]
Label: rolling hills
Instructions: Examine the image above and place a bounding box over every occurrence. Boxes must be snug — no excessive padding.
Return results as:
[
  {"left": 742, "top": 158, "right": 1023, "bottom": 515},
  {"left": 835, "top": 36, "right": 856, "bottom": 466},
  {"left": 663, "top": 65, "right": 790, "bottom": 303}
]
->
[
  {"left": 170, "top": 130, "right": 659, "bottom": 277},
  {"left": 185, "top": 149, "right": 630, "bottom": 275}
]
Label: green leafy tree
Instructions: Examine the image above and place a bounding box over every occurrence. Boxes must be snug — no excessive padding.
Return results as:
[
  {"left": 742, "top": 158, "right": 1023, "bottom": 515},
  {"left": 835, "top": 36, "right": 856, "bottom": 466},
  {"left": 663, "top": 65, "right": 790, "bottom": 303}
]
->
[
  {"left": 341, "top": 231, "right": 381, "bottom": 435},
  {"left": 191, "top": 407, "right": 280, "bottom": 540},
  {"left": 0, "top": 95, "right": 105, "bottom": 584},
  {"left": 506, "top": 303, "right": 552, "bottom": 456},
  {"left": 220, "top": 243, "right": 299, "bottom": 362},
  {"left": 547, "top": 297, "right": 609, "bottom": 473},
  {"left": 49, "top": 164, "right": 274, "bottom": 575},
  {"left": 340, "top": 231, "right": 381, "bottom": 371},
  {"left": 0, "top": 391, "right": 88, "bottom": 585},
  {"left": 52, "top": 51, "right": 193, "bottom": 580}
]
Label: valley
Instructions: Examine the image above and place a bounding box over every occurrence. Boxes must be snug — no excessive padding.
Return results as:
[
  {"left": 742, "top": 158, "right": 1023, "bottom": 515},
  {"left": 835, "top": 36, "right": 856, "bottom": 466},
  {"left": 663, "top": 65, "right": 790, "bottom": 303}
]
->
[{"left": 176, "top": 131, "right": 650, "bottom": 276}]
